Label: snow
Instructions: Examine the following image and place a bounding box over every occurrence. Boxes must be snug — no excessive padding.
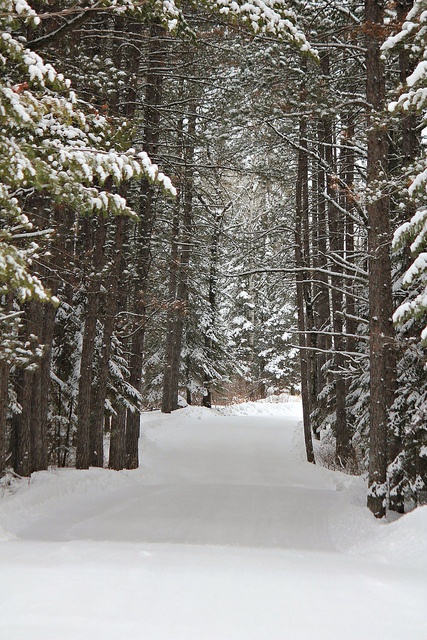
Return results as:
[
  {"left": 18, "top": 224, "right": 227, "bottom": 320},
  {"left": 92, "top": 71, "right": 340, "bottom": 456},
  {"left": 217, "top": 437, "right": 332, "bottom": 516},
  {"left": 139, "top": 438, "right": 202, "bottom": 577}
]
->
[
  {"left": 1, "top": 400, "right": 426, "bottom": 639},
  {"left": 402, "top": 251, "right": 427, "bottom": 285},
  {"left": 407, "top": 60, "right": 427, "bottom": 87}
]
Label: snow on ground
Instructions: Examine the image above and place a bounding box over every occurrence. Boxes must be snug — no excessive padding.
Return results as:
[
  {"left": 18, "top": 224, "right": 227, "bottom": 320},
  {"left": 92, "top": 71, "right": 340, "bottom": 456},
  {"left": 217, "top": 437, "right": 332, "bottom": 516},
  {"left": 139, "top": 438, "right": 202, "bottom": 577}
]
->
[{"left": 0, "top": 400, "right": 426, "bottom": 639}]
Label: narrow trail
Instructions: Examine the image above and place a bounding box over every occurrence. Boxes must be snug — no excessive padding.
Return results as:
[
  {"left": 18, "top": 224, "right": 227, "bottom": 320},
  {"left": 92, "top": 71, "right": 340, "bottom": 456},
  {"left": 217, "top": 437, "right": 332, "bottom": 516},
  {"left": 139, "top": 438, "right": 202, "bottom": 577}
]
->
[{"left": 0, "top": 403, "right": 426, "bottom": 640}]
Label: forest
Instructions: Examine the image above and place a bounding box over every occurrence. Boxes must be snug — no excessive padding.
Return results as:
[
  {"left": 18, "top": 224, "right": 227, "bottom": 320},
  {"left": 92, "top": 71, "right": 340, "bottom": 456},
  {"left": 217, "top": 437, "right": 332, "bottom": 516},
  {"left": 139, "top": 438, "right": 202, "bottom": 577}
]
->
[{"left": 1, "top": 0, "right": 427, "bottom": 521}]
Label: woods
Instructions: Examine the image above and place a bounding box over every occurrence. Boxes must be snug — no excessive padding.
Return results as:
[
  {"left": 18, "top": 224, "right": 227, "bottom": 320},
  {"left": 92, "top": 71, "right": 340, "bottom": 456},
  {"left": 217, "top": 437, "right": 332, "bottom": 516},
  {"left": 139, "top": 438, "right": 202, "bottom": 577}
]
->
[{"left": 1, "top": 0, "right": 427, "bottom": 518}]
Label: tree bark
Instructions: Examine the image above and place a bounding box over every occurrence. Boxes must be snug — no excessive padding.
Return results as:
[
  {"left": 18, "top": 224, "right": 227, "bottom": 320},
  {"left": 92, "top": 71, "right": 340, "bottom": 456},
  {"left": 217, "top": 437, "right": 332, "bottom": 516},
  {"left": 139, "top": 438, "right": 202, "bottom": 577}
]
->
[
  {"left": 88, "top": 17, "right": 142, "bottom": 468},
  {"left": 312, "top": 119, "right": 332, "bottom": 437},
  {"left": 319, "top": 58, "right": 351, "bottom": 465},
  {"left": 162, "top": 104, "right": 196, "bottom": 413},
  {"left": 0, "top": 293, "right": 13, "bottom": 476},
  {"left": 162, "top": 195, "right": 181, "bottom": 412},
  {"left": 76, "top": 217, "right": 107, "bottom": 469},
  {"left": 201, "top": 210, "right": 222, "bottom": 408},
  {"left": 11, "top": 370, "right": 32, "bottom": 476},
  {"left": 365, "top": 0, "right": 396, "bottom": 518},
  {"left": 125, "top": 184, "right": 155, "bottom": 469},
  {"left": 90, "top": 216, "right": 125, "bottom": 467},
  {"left": 11, "top": 302, "right": 45, "bottom": 476},
  {"left": 30, "top": 302, "right": 53, "bottom": 474},
  {"left": 341, "top": 115, "right": 357, "bottom": 357},
  {"left": 125, "top": 23, "right": 166, "bottom": 467},
  {"left": 30, "top": 207, "right": 64, "bottom": 472},
  {"left": 0, "top": 361, "right": 9, "bottom": 476},
  {"left": 109, "top": 402, "right": 126, "bottom": 470},
  {"left": 295, "top": 117, "right": 315, "bottom": 464}
]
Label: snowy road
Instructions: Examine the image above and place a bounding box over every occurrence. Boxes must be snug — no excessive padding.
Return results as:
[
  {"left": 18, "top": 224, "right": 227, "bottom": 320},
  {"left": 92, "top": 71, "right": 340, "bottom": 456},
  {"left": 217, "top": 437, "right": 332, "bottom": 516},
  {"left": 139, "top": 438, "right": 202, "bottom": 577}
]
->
[{"left": 1, "top": 401, "right": 426, "bottom": 639}]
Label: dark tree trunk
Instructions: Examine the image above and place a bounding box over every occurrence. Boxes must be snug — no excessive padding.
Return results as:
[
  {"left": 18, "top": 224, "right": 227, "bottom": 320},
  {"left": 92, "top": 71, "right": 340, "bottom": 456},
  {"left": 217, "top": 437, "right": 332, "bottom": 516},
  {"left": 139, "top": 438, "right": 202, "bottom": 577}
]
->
[
  {"left": 125, "top": 184, "right": 157, "bottom": 470},
  {"left": 296, "top": 116, "right": 318, "bottom": 432},
  {"left": 295, "top": 117, "right": 315, "bottom": 464},
  {"left": 319, "top": 61, "right": 351, "bottom": 465},
  {"left": 89, "top": 15, "right": 142, "bottom": 469},
  {"left": 312, "top": 119, "right": 332, "bottom": 437},
  {"left": 162, "top": 198, "right": 181, "bottom": 413},
  {"left": 125, "top": 325, "right": 144, "bottom": 469},
  {"left": 9, "top": 201, "right": 64, "bottom": 475},
  {"left": 125, "top": 24, "right": 166, "bottom": 467},
  {"left": 201, "top": 204, "right": 224, "bottom": 408},
  {"left": 125, "top": 185, "right": 156, "bottom": 470},
  {"left": 341, "top": 115, "right": 357, "bottom": 357},
  {"left": 162, "top": 104, "right": 196, "bottom": 413},
  {"left": 162, "top": 316, "right": 183, "bottom": 413},
  {"left": 109, "top": 402, "right": 126, "bottom": 470},
  {"left": 30, "top": 302, "right": 54, "bottom": 473},
  {"left": 76, "top": 217, "right": 106, "bottom": 469},
  {"left": 11, "top": 302, "right": 44, "bottom": 476},
  {"left": 0, "top": 293, "right": 13, "bottom": 476},
  {"left": 90, "top": 216, "right": 125, "bottom": 467},
  {"left": 365, "top": 0, "right": 396, "bottom": 518},
  {"left": 0, "top": 361, "right": 9, "bottom": 476},
  {"left": 12, "top": 372, "right": 31, "bottom": 476},
  {"left": 31, "top": 208, "right": 63, "bottom": 472}
]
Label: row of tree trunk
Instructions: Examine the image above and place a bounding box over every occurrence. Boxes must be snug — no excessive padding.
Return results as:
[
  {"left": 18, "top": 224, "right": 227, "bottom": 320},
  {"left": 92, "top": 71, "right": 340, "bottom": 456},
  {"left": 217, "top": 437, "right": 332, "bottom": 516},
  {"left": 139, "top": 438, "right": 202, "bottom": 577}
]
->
[{"left": 295, "top": 0, "right": 417, "bottom": 518}]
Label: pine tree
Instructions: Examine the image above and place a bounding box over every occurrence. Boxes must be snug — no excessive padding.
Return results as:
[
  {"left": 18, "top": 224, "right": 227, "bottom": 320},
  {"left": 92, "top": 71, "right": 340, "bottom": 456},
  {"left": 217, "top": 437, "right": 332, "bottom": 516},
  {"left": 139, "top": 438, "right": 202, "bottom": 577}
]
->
[{"left": 0, "top": 0, "right": 176, "bottom": 475}]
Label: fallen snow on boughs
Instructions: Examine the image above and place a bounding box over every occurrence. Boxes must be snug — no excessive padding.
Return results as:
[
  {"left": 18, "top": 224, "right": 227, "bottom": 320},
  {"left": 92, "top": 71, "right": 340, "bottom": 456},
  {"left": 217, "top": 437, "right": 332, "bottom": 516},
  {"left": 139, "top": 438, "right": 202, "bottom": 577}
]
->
[
  {"left": 210, "top": 0, "right": 317, "bottom": 56},
  {"left": 1, "top": 1, "right": 176, "bottom": 307},
  {"left": 384, "top": 3, "right": 427, "bottom": 343}
]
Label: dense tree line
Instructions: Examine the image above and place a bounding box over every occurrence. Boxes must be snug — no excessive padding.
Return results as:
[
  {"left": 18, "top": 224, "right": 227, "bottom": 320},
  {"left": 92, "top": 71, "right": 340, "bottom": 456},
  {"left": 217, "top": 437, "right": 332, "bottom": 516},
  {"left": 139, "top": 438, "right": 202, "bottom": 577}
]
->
[
  {"left": 1, "top": 0, "right": 427, "bottom": 518},
  {"left": 285, "top": 0, "right": 427, "bottom": 516}
]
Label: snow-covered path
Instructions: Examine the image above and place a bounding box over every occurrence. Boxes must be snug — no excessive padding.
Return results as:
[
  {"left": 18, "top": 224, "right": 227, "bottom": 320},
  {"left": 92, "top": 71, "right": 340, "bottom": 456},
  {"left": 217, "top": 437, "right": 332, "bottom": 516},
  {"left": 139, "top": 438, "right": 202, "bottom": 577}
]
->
[{"left": 1, "top": 402, "right": 426, "bottom": 639}]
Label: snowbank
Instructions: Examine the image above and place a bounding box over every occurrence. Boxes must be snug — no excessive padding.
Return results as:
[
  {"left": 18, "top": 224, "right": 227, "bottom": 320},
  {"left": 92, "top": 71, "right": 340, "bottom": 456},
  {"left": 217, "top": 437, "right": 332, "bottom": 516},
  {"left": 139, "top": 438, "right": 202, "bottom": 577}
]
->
[
  {"left": 353, "top": 504, "right": 427, "bottom": 569},
  {"left": 0, "top": 467, "right": 142, "bottom": 539},
  {"left": 213, "top": 398, "right": 302, "bottom": 418}
]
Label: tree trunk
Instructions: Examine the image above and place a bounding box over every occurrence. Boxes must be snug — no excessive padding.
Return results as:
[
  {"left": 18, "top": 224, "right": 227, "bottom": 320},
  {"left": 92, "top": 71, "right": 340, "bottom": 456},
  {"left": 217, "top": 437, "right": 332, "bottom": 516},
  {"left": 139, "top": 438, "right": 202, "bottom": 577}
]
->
[
  {"left": 11, "top": 302, "right": 45, "bottom": 476},
  {"left": 365, "top": 0, "right": 396, "bottom": 518},
  {"left": 295, "top": 117, "right": 315, "bottom": 464},
  {"left": 0, "top": 293, "right": 13, "bottom": 476},
  {"left": 341, "top": 115, "right": 357, "bottom": 358},
  {"left": 76, "top": 217, "right": 106, "bottom": 469},
  {"left": 162, "top": 104, "right": 196, "bottom": 413},
  {"left": 312, "top": 119, "right": 332, "bottom": 437},
  {"left": 90, "top": 216, "right": 125, "bottom": 467},
  {"left": 125, "top": 24, "right": 165, "bottom": 467},
  {"left": 30, "top": 302, "right": 53, "bottom": 473},
  {"left": 109, "top": 402, "right": 126, "bottom": 470},
  {"left": 88, "top": 14, "right": 142, "bottom": 469},
  {"left": 31, "top": 209, "right": 63, "bottom": 472},
  {"left": 201, "top": 225, "right": 220, "bottom": 408},
  {"left": 125, "top": 324, "right": 144, "bottom": 469},
  {"left": 12, "top": 370, "right": 32, "bottom": 476},
  {"left": 0, "top": 361, "right": 9, "bottom": 476},
  {"left": 319, "top": 59, "right": 351, "bottom": 465},
  {"left": 9, "top": 199, "right": 64, "bottom": 475},
  {"left": 162, "top": 197, "right": 181, "bottom": 413}
]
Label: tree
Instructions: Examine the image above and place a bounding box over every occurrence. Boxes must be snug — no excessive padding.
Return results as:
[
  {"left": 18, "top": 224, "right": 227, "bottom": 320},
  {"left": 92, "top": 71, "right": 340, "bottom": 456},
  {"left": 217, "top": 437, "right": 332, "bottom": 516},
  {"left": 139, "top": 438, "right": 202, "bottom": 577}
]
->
[
  {"left": 382, "top": 0, "right": 427, "bottom": 509},
  {"left": 364, "top": 0, "right": 397, "bottom": 518},
  {"left": 0, "top": 0, "right": 175, "bottom": 475}
]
